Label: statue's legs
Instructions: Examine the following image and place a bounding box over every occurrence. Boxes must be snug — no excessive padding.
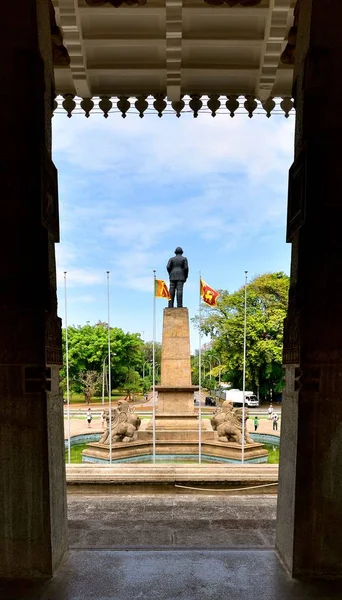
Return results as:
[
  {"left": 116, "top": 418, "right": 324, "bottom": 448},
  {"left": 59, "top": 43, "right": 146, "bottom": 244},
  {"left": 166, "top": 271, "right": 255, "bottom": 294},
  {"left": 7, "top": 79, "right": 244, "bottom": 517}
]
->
[
  {"left": 168, "top": 281, "right": 176, "bottom": 307},
  {"left": 168, "top": 281, "right": 184, "bottom": 307},
  {"left": 176, "top": 281, "right": 184, "bottom": 307}
]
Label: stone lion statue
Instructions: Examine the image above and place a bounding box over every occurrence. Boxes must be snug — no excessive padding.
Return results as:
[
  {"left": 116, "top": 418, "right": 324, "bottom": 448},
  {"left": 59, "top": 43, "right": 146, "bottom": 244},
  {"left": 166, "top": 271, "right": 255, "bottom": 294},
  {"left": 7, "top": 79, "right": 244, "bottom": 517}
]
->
[
  {"left": 211, "top": 400, "right": 254, "bottom": 444},
  {"left": 98, "top": 400, "right": 141, "bottom": 444}
]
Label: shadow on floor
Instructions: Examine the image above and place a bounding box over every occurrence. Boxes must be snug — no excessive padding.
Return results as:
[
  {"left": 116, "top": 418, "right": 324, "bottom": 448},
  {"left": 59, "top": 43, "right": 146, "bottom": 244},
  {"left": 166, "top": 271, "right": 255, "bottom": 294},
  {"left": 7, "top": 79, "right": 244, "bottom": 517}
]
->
[{"left": 1, "top": 550, "right": 342, "bottom": 600}]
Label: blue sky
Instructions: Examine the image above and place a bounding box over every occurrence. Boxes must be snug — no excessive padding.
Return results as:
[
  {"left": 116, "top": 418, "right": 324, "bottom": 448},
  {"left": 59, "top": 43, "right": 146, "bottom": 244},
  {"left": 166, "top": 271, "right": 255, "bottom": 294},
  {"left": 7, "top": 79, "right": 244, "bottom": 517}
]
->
[{"left": 52, "top": 111, "right": 295, "bottom": 351}]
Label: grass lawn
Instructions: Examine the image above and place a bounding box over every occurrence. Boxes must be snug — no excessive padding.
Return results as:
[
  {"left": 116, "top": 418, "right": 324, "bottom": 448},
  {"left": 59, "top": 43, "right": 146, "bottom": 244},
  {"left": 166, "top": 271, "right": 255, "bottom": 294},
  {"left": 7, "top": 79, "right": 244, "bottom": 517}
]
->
[
  {"left": 264, "top": 443, "right": 279, "bottom": 464},
  {"left": 63, "top": 392, "right": 142, "bottom": 404},
  {"left": 65, "top": 443, "right": 88, "bottom": 463}
]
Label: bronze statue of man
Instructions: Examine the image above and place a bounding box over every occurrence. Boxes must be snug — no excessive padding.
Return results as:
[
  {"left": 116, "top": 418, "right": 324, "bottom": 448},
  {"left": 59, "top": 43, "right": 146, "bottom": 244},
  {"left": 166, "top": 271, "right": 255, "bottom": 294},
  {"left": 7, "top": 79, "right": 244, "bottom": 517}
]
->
[{"left": 166, "top": 247, "right": 189, "bottom": 308}]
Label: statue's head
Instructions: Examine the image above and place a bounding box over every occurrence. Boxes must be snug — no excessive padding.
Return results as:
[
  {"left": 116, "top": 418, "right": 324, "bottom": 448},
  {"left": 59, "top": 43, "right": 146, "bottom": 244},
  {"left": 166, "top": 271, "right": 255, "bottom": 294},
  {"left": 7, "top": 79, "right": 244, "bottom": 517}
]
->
[
  {"left": 174, "top": 247, "right": 183, "bottom": 255},
  {"left": 222, "top": 400, "right": 233, "bottom": 413},
  {"left": 117, "top": 400, "right": 129, "bottom": 413},
  {"left": 235, "top": 408, "right": 243, "bottom": 422},
  {"left": 235, "top": 407, "right": 249, "bottom": 421}
]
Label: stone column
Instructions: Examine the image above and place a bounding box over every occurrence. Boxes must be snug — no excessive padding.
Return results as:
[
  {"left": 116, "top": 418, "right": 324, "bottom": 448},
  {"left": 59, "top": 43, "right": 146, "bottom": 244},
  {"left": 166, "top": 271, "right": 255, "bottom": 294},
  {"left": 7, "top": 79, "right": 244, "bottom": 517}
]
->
[
  {"left": 0, "top": 1, "right": 68, "bottom": 578},
  {"left": 276, "top": 0, "right": 342, "bottom": 579}
]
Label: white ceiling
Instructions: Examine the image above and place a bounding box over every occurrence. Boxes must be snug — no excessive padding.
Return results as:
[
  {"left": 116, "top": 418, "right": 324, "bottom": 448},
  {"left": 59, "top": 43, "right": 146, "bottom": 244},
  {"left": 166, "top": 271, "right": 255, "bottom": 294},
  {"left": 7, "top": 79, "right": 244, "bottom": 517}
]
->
[{"left": 53, "top": 0, "right": 295, "bottom": 102}]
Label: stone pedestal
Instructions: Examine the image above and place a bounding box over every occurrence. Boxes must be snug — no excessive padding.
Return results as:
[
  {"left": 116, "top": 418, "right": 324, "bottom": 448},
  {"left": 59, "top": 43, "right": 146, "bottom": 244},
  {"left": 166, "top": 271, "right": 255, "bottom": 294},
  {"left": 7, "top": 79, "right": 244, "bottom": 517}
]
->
[
  {"left": 147, "top": 308, "right": 202, "bottom": 437},
  {"left": 276, "top": 0, "right": 342, "bottom": 579},
  {"left": 159, "top": 308, "right": 192, "bottom": 387}
]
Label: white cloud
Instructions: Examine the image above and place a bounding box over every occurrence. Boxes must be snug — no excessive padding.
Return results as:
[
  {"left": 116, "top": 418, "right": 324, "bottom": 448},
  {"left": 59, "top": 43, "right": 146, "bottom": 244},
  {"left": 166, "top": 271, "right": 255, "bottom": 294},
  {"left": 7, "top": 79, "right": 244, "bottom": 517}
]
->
[
  {"left": 68, "top": 294, "right": 98, "bottom": 304},
  {"left": 55, "top": 241, "right": 80, "bottom": 267},
  {"left": 53, "top": 111, "right": 294, "bottom": 186},
  {"left": 53, "top": 109, "right": 294, "bottom": 315},
  {"left": 56, "top": 268, "right": 104, "bottom": 287},
  {"left": 104, "top": 206, "right": 181, "bottom": 251},
  {"left": 55, "top": 242, "right": 104, "bottom": 286}
]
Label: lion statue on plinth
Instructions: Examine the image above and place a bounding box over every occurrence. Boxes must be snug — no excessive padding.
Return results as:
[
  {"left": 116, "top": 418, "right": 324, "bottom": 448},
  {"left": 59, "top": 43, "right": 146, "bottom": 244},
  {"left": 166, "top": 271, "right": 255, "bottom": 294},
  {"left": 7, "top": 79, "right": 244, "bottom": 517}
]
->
[
  {"left": 210, "top": 400, "right": 254, "bottom": 445},
  {"left": 99, "top": 400, "right": 141, "bottom": 444}
]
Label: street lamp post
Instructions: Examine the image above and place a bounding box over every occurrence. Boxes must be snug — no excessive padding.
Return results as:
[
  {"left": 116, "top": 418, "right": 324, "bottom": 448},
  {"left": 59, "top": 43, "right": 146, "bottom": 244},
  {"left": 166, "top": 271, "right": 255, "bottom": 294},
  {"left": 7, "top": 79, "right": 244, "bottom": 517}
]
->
[
  {"left": 143, "top": 360, "right": 152, "bottom": 379},
  {"left": 211, "top": 357, "right": 221, "bottom": 387},
  {"left": 201, "top": 358, "right": 212, "bottom": 388}
]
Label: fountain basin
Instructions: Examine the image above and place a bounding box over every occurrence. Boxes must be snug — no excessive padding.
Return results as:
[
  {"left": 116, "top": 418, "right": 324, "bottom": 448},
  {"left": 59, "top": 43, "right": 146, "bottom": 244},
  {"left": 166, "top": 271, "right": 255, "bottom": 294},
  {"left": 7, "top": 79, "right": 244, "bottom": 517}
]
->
[{"left": 82, "top": 437, "right": 269, "bottom": 464}]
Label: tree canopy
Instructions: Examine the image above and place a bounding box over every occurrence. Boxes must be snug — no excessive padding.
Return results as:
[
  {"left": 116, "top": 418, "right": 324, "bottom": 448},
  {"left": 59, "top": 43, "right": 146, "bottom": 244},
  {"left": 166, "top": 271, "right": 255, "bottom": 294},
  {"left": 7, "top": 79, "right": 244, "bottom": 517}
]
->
[
  {"left": 60, "top": 323, "right": 161, "bottom": 399},
  {"left": 195, "top": 272, "right": 289, "bottom": 400}
]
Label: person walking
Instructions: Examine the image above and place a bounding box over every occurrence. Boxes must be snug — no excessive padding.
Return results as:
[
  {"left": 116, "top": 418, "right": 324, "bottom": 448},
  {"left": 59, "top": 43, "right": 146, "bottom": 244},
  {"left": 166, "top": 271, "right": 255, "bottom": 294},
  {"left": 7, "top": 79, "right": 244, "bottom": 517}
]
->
[
  {"left": 254, "top": 416, "right": 259, "bottom": 431},
  {"left": 100, "top": 410, "right": 105, "bottom": 430},
  {"left": 268, "top": 403, "right": 273, "bottom": 420},
  {"left": 272, "top": 413, "right": 279, "bottom": 431},
  {"left": 86, "top": 408, "right": 92, "bottom": 428}
]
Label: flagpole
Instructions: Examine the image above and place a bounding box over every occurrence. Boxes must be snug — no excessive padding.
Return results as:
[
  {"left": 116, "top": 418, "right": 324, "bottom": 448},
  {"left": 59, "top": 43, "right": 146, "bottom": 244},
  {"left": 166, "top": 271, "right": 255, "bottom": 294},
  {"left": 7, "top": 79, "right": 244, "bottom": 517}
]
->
[
  {"left": 107, "top": 271, "right": 112, "bottom": 464},
  {"left": 242, "top": 271, "right": 248, "bottom": 464},
  {"left": 198, "top": 272, "right": 202, "bottom": 465},
  {"left": 64, "top": 272, "right": 71, "bottom": 465},
  {"left": 152, "top": 270, "right": 157, "bottom": 464},
  {"left": 101, "top": 359, "right": 105, "bottom": 405}
]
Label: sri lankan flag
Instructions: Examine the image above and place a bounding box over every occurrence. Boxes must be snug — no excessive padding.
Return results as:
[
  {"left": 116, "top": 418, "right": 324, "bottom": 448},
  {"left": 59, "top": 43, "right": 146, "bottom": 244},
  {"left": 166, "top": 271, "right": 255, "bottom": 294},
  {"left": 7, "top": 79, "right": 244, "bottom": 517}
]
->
[
  {"left": 155, "top": 279, "right": 171, "bottom": 300},
  {"left": 200, "top": 278, "right": 219, "bottom": 307}
]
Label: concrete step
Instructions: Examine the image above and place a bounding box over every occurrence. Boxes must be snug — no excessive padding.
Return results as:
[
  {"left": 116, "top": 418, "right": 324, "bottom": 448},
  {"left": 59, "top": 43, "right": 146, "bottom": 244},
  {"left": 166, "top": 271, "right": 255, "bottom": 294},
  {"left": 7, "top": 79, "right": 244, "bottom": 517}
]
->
[{"left": 66, "top": 463, "right": 278, "bottom": 485}]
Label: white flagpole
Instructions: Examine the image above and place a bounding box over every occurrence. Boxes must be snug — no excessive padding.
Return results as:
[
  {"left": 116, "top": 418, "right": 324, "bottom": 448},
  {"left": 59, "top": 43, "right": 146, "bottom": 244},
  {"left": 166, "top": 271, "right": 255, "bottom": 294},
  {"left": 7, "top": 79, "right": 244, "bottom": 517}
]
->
[
  {"left": 242, "top": 271, "right": 248, "bottom": 464},
  {"left": 152, "top": 270, "right": 157, "bottom": 464},
  {"left": 101, "top": 359, "right": 105, "bottom": 405},
  {"left": 198, "top": 273, "right": 202, "bottom": 465},
  {"left": 107, "top": 271, "right": 112, "bottom": 464},
  {"left": 64, "top": 272, "right": 71, "bottom": 465}
]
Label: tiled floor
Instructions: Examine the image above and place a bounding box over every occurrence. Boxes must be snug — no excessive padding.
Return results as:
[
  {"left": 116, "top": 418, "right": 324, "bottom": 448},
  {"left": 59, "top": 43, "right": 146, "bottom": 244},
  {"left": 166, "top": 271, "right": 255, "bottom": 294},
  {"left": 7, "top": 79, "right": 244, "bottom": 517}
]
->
[
  {"left": 1, "top": 550, "right": 342, "bottom": 600},
  {"left": 67, "top": 493, "right": 276, "bottom": 549},
  {"left": 2, "top": 494, "right": 341, "bottom": 599}
]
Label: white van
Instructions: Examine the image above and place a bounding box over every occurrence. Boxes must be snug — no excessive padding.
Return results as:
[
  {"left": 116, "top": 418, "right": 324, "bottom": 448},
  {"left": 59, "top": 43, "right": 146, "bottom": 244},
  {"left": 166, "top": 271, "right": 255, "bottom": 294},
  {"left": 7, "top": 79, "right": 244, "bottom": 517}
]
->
[{"left": 219, "top": 388, "right": 259, "bottom": 408}]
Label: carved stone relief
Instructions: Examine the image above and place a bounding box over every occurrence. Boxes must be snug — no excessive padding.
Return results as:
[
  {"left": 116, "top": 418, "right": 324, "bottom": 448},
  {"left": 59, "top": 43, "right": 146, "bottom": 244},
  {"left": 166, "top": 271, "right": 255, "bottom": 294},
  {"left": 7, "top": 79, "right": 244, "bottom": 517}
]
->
[
  {"left": 98, "top": 401, "right": 142, "bottom": 443},
  {"left": 0, "top": 311, "right": 43, "bottom": 364},
  {"left": 281, "top": 1, "right": 299, "bottom": 66},
  {"left": 210, "top": 401, "right": 254, "bottom": 445},
  {"left": 54, "top": 95, "right": 295, "bottom": 119},
  {"left": 49, "top": 0, "right": 70, "bottom": 67},
  {"left": 41, "top": 145, "right": 60, "bottom": 242},
  {"left": 286, "top": 143, "right": 307, "bottom": 243},
  {"left": 45, "top": 312, "right": 63, "bottom": 366}
]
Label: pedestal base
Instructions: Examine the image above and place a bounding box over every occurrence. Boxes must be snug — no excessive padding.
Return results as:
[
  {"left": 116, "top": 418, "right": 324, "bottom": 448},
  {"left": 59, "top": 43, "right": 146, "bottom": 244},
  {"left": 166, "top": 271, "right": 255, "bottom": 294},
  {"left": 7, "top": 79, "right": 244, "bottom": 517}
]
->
[
  {"left": 155, "top": 386, "right": 198, "bottom": 414},
  {"left": 82, "top": 439, "right": 268, "bottom": 464},
  {"left": 145, "top": 413, "right": 206, "bottom": 432}
]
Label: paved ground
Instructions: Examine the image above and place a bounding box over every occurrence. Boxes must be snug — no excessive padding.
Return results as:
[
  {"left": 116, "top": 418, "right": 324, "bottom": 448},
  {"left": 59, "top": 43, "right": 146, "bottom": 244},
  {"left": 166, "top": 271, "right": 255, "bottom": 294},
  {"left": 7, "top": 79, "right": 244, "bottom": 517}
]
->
[
  {"left": 67, "top": 493, "right": 276, "bottom": 549},
  {"left": 3, "top": 494, "right": 342, "bottom": 599},
  {"left": 2, "top": 550, "right": 342, "bottom": 600}
]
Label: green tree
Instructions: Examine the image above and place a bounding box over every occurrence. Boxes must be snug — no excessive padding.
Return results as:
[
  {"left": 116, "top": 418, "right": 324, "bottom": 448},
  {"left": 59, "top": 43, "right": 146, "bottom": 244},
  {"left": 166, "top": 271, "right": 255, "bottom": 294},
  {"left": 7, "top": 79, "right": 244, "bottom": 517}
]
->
[
  {"left": 142, "top": 341, "right": 162, "bottom": 372},
  {"left": 191, "top": 352, "right": 221, "bottom": 391},
  {"left": 79, "top": 370, "right": 101, "bottom": 404},
  {"left": 123, "top": 369, "right": 143, "bottom": 401},
  {"left": 60, "top": 322, "right": 144, "bottom": 394},
  {"left": 196, "top": 272, "right": 289, "bottom": 400}
]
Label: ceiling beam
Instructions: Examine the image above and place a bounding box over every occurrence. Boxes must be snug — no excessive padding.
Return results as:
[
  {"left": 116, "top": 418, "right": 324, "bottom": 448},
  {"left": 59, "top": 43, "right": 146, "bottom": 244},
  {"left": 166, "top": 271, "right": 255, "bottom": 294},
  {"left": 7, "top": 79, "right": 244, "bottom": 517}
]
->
[
  {"left": 256, "top": 0, "right": 293, "bottom": 101},
  {"left": 82, "top": 36, "right": 263, "bottom": 47},
  {"left": 77, "top": 5, "right": 268, "bottom": 16},
  {"left": 86, "top": 65, "right": 258, "bottom": 73},
  {"left": 57, "top": 0, "right": 92, "bottom": 98},
  {"left": 166, "top": 0, "right": 183, "bottom": 102}
]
